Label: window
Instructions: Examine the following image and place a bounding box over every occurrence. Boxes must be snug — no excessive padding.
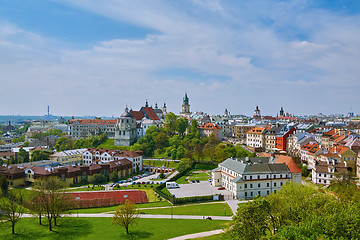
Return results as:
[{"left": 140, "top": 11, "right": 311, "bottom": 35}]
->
[
  {"left": 324, "top": 174, "right": 327, "bottom": 178},
  {"left": 245, "top": 192, "right": 247, "bottom": 197},
  {"left": 244, "top": 176, "right": 246, "bottom": 180},
  {"left": 319, "top": 173, "right": 321, "bottom": 177},
  {"left": 274, "top": 190, "right": 277, "bottom": 193},
  {"left": 267, "top": 191, "right": 270, "bottom": 195},
  {"left": 258, "top": 175, "right": 260, "bottom": 179},
  {"left": 280, "top": 182, "right": 283, "bottom": 186},
  {"left": 245, "top": 184, "right": 247, "bottom": 188},
  {"left": 258, "top": 191, "right": 261, "bottom": 196},
  {"left": 258, "top": 183, "right": 261, "bottom": 188},
  {"left": 250, "top": 184, "right": 253, "bottom": 188},
  {"left": 250, "top": 192, "right": 253, "bottom": 196},
  {"left": 267, "top": 183, "right": 269, "bottom": 187},
  {"left": 250, "top": 176, "right": 252, "bottom": 180},
  {"left": 274, "top": 183, "right": 277, "bottom": 187}
]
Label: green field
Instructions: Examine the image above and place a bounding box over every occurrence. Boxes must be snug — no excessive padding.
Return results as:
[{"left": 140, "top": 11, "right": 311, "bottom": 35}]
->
[
  {"left": 0, "top": 217, "right": 229, "bottom": 240},
  {"left": 96, "top": 139, "right": 130, "bottom": 150},
  {"left": 176, "top": 170, "right": 211, "bottom": 184},
  {"left": 143, "top": 160, "right": 179, "bottom": 168},
  {"left": 188, "top": 172, "right": 211, "bottom": 181},
  {"left": 141, "top": 203, "right": 232, "bottom": 216},
  {"left": 74, "top": 201, "right": 172, "bottom": 214}
]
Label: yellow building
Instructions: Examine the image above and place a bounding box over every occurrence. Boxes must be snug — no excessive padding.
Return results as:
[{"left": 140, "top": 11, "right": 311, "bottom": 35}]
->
[{"left": 50, "top": 148, "right": 87, "bottom": 166}]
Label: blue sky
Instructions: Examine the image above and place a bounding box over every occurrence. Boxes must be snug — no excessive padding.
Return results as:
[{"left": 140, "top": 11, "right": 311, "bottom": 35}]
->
[{"left": 0, "top": 0, "right": 359, "bottom": 116}]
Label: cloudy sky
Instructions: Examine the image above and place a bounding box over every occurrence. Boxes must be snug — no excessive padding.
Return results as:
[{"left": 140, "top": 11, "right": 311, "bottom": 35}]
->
[{"left": 1, "top": 0, "right": 359, "bottom": 117}]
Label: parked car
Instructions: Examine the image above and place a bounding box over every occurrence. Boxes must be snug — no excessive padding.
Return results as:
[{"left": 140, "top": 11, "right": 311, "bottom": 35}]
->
[
  {"left": 208, "top": 178, "right": 212, "bottom": 182},
  {"left": 191, "top": 180, "right": 195, "bottom": 183},
  {"left": 196, "top": 179, "right": 200, "bottom": 183},
  {"left": 218, "top": 187, "right": 225, "bottom": 190}
]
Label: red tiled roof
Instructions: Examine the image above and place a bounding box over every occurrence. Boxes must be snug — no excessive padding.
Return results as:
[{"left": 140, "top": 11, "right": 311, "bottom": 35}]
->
[
  {"left": 68, "top": 119, "right": 117, "bottom": 125},
  {"left": 199, "top": 123, "right": 222, "bottom": 130},
  {"left": 0, "top": 152, "right": 15, "bottom": 157},
  {"left": 276, "top": 155, "right": 302, "bottom": 173},
  {"left": 329, "top": 146, "right": 351, "bottom": 155},
  {"left": 130, "top": 110, "right": 145, "bottom": 121},
  {"left": 141, "top": 107, "right": 160, "bottom": 121},
  {"left": 247, "top": 127, "right": 265, "bottom": 134}
]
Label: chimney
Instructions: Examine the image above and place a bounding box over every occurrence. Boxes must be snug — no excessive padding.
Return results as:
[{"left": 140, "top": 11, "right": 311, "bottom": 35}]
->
[
  {"left": 344, "top": 161, "right": 347, "bottom": 167},
  {"left": 332, "top": 159, "right": 336, "bottom": 165}
]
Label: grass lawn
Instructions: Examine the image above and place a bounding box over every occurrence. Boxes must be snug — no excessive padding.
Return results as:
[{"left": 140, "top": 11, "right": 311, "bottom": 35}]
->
[
  {"left": 188, "top": 172, "right": 211, "bottom": 181},
  {"left": 96, "top": 139, "right": 130, "bottom": 150},
  {"left": 67, "top": 185, "right": 105, "bottom": 192},
  {"left": 141, "top": 203, "right": 232, "bottom": 216},
  {"left": 74, "top": 201, "right": 172, "bottom": 214},
  {"left": 194, "top": 163, "right": 217, "bottom": 170},
  {"left": 0, "top": 217, "right": 229, "bottom": 240},
  {"left": 176, "top": 170, "right": 211, "bottom": 184},
  {"left": 143, "top": 160, "right": 179, "bottom": 168},
  {"left": 194, "top": 232, "right": 232, "bottom": 240}
]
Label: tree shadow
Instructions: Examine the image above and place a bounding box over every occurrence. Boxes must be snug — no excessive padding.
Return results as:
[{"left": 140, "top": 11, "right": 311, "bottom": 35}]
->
[
  {"left": 123, "top": 230, "right": 153, "bottom": 240},
  {"left": 3, "top": 218, "right": 91, "bottom": 240}
]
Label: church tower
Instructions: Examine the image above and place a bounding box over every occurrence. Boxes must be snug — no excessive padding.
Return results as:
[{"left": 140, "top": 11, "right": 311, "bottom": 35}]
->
[
  {"left": 280, "top": 107, "right": 284, "bottom": 117},
  {"left": 253, "top": 106, "right": 261, "bottom": 120},
  {"left": 114, "top": 107, "right": 137, "bottom": 146},
  {"left": 180, "top": 93, "right": 191, "bottom": 117}
]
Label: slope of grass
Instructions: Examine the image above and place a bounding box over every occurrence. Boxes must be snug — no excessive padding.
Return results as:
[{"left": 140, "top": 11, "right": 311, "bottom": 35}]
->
[
  {"left": 0, "top": 217, "right": 229, "bottom": 240},
  {"left": 141, "top": 203, "right": 232, "bottom": 216}
]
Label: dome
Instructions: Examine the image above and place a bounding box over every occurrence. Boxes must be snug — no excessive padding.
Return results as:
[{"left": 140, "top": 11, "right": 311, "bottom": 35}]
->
[{"left": 120, "top": 107, "right": 133, "bottom": 118}]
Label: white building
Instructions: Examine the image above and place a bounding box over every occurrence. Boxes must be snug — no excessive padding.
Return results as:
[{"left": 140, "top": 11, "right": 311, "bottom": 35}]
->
[
  {"left": 82, "top": 148, "right": 143, "bottom": 171},
  {"left": 246, "top": 127, "right": 266, "bottom": 149},
  {"left": 212, "top": 156, "right": 302, "bottom": 199},
  {"left": 312, "top": 159, "right": 348, "bottom": 186},
  {"left": 114, "top": 107, "right": 137, "bottom": 146},
  {"left": 68, "top": 119, "right": 117, "bottom": 139}
]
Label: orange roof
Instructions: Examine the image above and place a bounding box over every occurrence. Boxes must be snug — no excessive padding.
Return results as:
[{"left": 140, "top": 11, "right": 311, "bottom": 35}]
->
[
  {"left": 141, "top": 107, "right": 160, "bottom": 121},
  {"left": 130, "top": 110, "right": 145, "bottom": 121},
  {"left": 247, "top": 127, "right": 265, "bottom": 134},
  {"left": 301, "top": 142, "right": 320, "bottom": 154},
  {"left": 276, "top": 155, "right": 302, "bottom": 173},
  {"left": 69, "top": 119, "right": 117, "bottom": 125},
  {"left": 199, "top": 123, "right": 222, "bottom": 130},
  {"left": 329, "top": 145, "right": 350, "bottom": 155}
]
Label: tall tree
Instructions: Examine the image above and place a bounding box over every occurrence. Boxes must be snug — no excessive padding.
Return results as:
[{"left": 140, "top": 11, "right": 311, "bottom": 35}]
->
[
  {"left": 33, "top": 177, "right": 72, "bottom": 231},
  {"left": 164, "top": 112, "right": 177, "bottom": 135},
  {"left": 112, "top": 200, "right": 139, "bottom": 234},
  {"left": 175, "top": 118, "right": 188, "bottom": 136},
  {"left": 0, "top": 174, "right": 8, "bottom": 196},
  {"left": 0, "top": 192, "right": 25, "bottom": 234}
]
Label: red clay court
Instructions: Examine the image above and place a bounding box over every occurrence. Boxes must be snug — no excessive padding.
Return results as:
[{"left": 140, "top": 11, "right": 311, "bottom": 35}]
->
[{"left": 68, "top": 190, "right": 148, "bottom": 208}]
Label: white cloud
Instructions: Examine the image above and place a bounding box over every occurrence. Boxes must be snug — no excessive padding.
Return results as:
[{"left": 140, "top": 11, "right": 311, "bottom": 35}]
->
[{"left": 1, "top": 1, "right": 360, "bottom": 116}]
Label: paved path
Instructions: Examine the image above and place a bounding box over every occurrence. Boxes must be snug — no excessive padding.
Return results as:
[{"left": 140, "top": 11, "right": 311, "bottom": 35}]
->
[
  {"left": 226, "top": 199, "right": 249, "bottom": 214},
  {"left": 23, "top": 213, "right": 232, "bottom": 220},
  {"left": 168, "top": 229, "right": 224, "bottom": 240}
]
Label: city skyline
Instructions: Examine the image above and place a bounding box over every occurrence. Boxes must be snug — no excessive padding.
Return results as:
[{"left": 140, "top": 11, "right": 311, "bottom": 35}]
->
[{"left": 1, "top": 0, "right": 360, "bottom": 116}]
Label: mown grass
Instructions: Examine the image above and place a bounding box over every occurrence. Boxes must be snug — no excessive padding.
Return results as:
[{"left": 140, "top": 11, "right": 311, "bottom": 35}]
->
[
  {"left": 96, "top": 139, "right": 130, "bottom": 150},
  {"left": 0, "top": 217, "right": 229, "bottom": 240},
  {"left": 141, "top": 203, "right": 233, "bottom": 216},
  {"left": 188, "top": 172, "right": 211, "bottom": 181},
  {"left": 143, "top": 160, "right": 179, "bottom": 168},
  {"left": 73, "top": 201, "right": 172, "bottom": 214}
]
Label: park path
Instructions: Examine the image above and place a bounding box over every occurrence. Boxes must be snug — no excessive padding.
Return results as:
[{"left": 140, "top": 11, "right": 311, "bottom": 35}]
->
[
  {"left": 22, "top": 213, "right": 232, "bottom": 220},
  {"left": 168, "top": 229, "right": 224, "bottom": 240}
]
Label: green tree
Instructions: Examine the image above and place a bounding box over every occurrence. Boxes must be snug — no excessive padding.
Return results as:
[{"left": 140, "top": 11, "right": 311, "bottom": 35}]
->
[
  {"left": 89, "top": 173, "right": 107, "bottom": 185},
  {"left": 154, "top": 132, "right": 169, "bottom": 149},
  {"left": 0, "top": 192, "right": 25, "bottom": 234},
  {"left": 112, "top": 200, "right": 139, "bottom": 234},
  {"left": 175, "top": 118, "right": 188, "bottom": 136},
  {"left": 110, "top": 171, "right": 119, "bottom": 183},
  {"left": 17, "top": 147, "right": 29, "bottom": 163},
  {"left": 33, "top": 177, "right": 72, "bottom": 231},
  {"left": 55, "top": 137, "right": 73, "bottom": 151},
  {"left": 0, "top": 175, "right": 8, "bottom": 196},
  {"left": 164, "top": 112, "right": 177, "bottom": 135},
  {"left": 22, "top": 141, "right": 30, "bottom": 147},
  {"left": 176, "top": 145, "right": 185, "bottom": 159}
]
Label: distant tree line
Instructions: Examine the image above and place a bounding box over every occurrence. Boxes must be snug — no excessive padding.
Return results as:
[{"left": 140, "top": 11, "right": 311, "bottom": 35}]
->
[{"left": 55, "top": 133, "right": 107, "bottom": 152}]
